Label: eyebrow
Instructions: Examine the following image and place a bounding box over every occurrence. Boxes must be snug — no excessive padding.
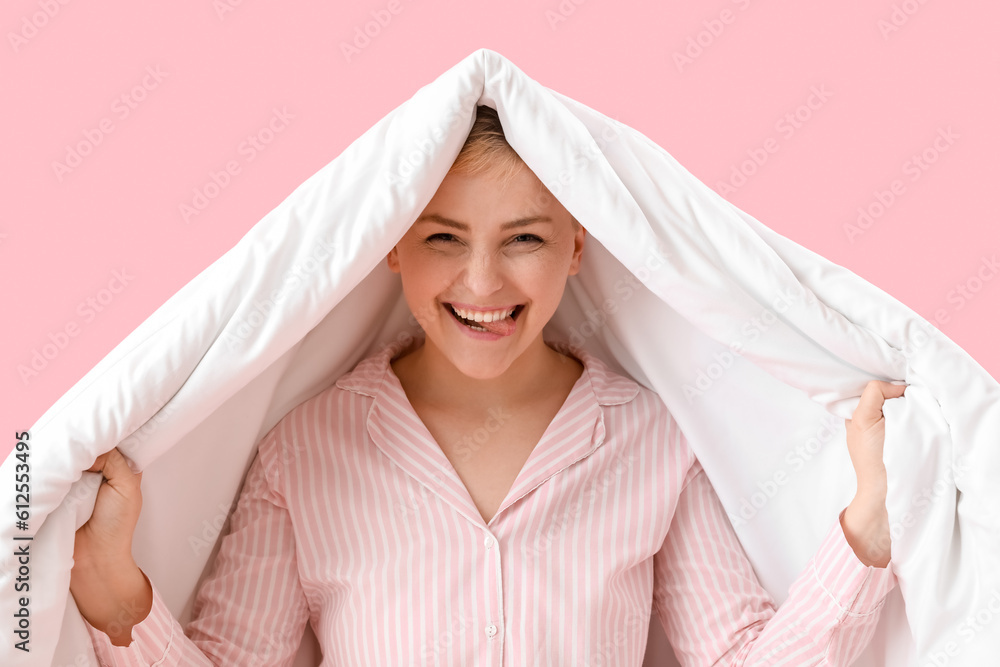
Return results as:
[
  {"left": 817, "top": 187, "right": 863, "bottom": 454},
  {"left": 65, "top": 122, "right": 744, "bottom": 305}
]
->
[{"left": 415, "top": 213, "right": 554, "bottom": 231}]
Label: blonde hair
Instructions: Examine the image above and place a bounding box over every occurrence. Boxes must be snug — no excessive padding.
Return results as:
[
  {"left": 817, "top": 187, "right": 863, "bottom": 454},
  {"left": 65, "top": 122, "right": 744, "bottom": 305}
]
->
[{"left": 450, "top": 105, "right": 581, "bottom": 231}]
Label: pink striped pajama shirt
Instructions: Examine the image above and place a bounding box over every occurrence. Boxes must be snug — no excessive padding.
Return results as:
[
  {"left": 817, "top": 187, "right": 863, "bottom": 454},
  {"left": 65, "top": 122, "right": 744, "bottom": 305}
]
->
[{"left": 83, "top": 335, "right": 897, "bottom": 666}]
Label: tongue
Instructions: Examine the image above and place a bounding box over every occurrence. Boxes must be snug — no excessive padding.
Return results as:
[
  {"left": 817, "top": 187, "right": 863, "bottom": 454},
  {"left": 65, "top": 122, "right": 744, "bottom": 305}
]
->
[{"left": 474, "top": 313, "right": 516, "bottom": 336}]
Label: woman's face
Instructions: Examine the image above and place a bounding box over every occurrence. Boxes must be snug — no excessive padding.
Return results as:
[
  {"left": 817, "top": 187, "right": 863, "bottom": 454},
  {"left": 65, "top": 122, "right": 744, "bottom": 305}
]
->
[{"left": 386, "top": 162, "right": 585, "bottom": 380}]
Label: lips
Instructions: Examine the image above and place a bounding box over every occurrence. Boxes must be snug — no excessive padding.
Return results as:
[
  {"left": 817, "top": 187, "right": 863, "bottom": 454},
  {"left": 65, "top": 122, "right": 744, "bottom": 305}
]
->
[
  {"left": 442, "top": 302, "right": 524, "bottom": 338},
  {"left": 443, "top": 303, "right": 525, "bottom": 321}
]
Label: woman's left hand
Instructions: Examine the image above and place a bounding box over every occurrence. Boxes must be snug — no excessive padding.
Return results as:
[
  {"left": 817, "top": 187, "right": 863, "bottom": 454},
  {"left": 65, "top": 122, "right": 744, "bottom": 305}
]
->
[{"left": 842, "top": 379, "right": 907, "bottom": 568}]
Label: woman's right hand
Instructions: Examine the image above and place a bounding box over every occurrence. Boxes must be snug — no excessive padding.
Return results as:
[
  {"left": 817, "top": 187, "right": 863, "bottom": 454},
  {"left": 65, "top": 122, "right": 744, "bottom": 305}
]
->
[
  {"left": 70, "top": 447, "right": 153, "bottom": 645},
  {"left": 74, "top": 446, "right": 145, "bottom": 566}
]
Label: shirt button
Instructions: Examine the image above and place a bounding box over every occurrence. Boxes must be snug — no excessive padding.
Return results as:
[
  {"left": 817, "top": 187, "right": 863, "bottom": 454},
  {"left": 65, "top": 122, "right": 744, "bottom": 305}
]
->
[
  {"left": 484, "top": 535, "right": 495, "bottom": 549},
  {"left": 485, "top": 624, "right": 497, "bottom": 638}
]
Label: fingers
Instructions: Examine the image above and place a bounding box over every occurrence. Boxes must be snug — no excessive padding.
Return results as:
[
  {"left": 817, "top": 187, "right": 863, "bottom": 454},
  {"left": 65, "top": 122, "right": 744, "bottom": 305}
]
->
[
  {"left": 852, "top": 380, "right": 907, "bottom": 429},
  {"left": 84, "top": 453, "right": 108, "bottom": 473},
  {"left": 880, "top": 380, "right": 907, "bottom": 399},
  {"left": 868, "top": 380, "right": 907, "bottom": 402},
  {"left": 86, "top": 448, "right": 142, "bottom": 485}
]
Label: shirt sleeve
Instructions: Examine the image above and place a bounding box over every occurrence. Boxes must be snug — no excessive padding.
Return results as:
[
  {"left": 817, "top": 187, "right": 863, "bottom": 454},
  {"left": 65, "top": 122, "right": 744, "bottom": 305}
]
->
[
  {"left": 652, "top": 457, "right": 897, "bottom": 666},
  {"left": 82, "top": 430, "right": 312, "bottom": 666}
]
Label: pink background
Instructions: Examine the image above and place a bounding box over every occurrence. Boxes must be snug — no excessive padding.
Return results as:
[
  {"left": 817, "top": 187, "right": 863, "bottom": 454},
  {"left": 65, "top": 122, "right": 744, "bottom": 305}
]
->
[
  {"left": 2, "top": 1, "right": 997, "bottom": 661},
  {"left": 6, "top": 1, "right": 998, "bottom": 448}
]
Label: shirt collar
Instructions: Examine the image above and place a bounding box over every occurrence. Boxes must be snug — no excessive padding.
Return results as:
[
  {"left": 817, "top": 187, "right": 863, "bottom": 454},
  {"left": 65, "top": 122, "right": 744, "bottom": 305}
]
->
[
  {"left": 341, "top": 333, "right": 640, "bottom": 528},
  {"left": 335, "top": 333, "right": 640, "bottom": 407}
]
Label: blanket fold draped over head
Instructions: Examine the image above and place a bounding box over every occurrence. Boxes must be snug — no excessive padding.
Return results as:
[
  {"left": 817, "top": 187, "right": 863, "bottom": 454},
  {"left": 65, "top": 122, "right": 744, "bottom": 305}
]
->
[{"left": 3, "top": 48, "right": 998, "bottom": 666}]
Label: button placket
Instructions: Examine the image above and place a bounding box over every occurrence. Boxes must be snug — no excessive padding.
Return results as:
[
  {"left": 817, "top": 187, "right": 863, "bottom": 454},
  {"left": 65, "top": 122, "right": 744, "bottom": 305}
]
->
[{"left": 481, "top": 528, "right": 504, "bottom": 658}]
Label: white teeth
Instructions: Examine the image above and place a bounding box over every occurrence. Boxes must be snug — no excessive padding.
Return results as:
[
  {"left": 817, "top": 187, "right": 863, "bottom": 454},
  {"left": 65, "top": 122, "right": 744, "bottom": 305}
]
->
[{"left": 451, "top": 305, "right": 516, "bottom": 323}]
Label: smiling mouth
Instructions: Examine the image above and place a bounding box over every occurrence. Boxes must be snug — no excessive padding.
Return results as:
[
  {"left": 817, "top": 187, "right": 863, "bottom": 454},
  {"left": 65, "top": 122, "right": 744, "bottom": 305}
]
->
[{"left": 444, "top": 303, "right": 525, "bottom": 330}]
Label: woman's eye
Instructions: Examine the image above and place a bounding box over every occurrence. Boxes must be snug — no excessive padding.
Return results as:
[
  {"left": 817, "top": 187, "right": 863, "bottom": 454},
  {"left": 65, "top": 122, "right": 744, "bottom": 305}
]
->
[{"left": 426, "top": 233, "right": 542, "bottom": 245}]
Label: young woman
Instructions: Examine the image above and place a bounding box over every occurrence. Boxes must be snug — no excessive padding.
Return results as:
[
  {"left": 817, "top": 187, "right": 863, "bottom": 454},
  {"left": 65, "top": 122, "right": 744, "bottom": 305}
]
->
[{"left": 71, "top": 106, "right": 905, "bottom": 665}]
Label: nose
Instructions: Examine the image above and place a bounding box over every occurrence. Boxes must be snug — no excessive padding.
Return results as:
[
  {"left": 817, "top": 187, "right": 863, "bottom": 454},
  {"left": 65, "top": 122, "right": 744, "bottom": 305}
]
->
[{"left": 458, "top": 250, "right": 505, "bottom": 296}]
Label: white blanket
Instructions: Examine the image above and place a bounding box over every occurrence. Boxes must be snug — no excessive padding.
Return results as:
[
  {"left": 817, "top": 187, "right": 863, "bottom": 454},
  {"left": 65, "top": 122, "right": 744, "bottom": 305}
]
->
[{"left": 3, "top": 48, "right": 998, "bottom": 667}]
